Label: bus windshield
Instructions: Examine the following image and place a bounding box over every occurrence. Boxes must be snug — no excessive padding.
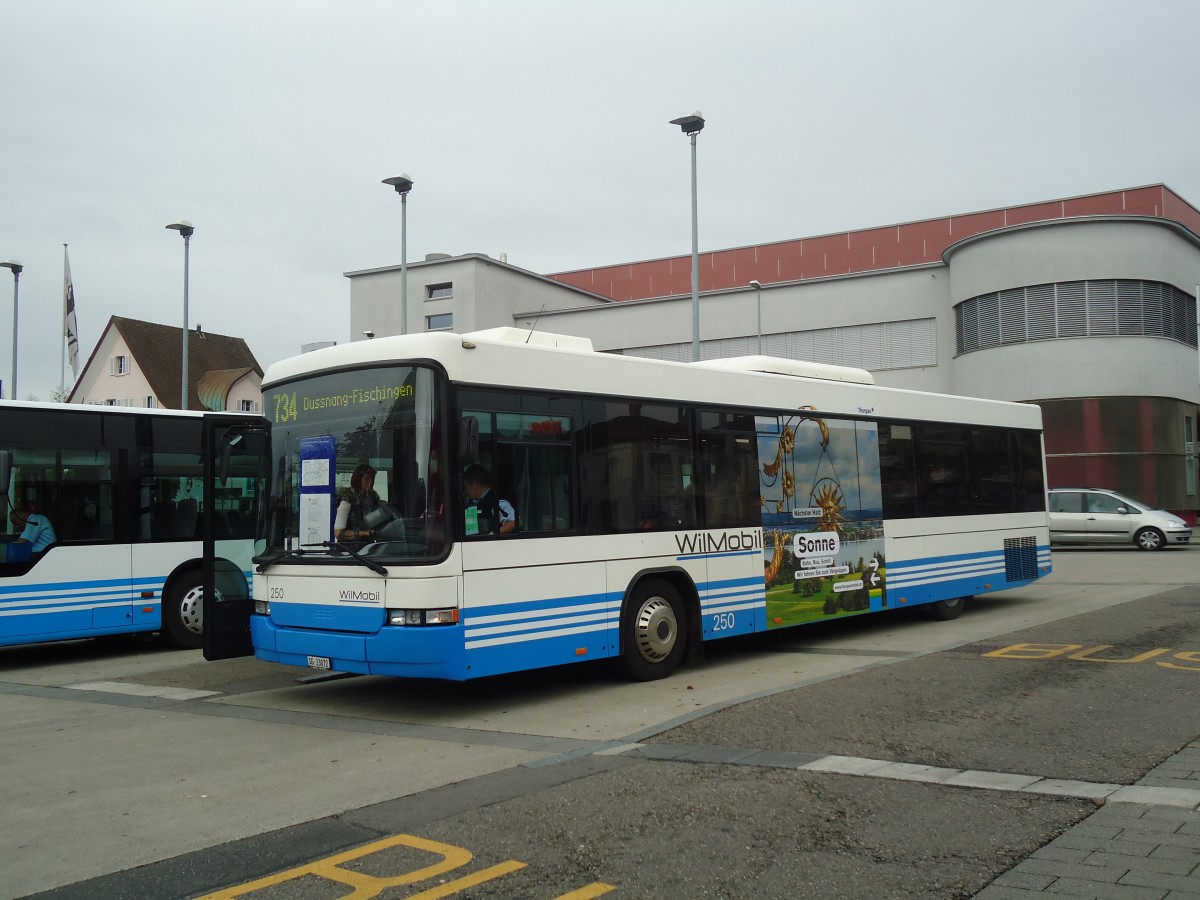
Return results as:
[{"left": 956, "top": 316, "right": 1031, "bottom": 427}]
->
[{"left": 262, "top": 365, "right": 446, "bottom": 562}]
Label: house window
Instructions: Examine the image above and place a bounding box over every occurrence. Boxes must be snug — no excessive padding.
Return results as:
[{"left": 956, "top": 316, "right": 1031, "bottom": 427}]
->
[
  {"left": 145, "top": 396, "right": 158, "bottom": 409},
  {"left": 427, "top": 283, "right": 453, "bottom": 300},
  {"left": 110, "top": 355, "right": 130, "bottom": 376},
  {"left": 237, "top": 399, "right": 260, "bottom": 413},
  {"left": 427, "top": 313, "right": 454, "bottom": 331}
]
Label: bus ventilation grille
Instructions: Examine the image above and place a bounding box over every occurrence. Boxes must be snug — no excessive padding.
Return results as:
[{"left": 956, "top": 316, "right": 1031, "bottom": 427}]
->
[{"left": 1004, "top": 536, "right": 1038, "bottom": 583}]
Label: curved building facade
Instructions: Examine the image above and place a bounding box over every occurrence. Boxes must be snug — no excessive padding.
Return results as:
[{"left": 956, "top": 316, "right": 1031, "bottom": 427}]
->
[{"left": 945, "top": 217, "right": 1199, "bottom": 514}]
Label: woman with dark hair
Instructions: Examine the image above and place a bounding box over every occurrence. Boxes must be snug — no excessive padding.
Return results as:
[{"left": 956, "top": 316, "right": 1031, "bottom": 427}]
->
[{"left": 334, "top": 463, "right": 380, "bottom": 542}]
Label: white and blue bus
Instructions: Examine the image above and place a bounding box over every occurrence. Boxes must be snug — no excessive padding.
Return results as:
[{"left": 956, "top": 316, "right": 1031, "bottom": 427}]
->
[
  {"left": 207, "top": 328, "right": 1050, "bottom": 680},
  {"left": 0, "top": 401, "right": 264, "bottom": 650}
]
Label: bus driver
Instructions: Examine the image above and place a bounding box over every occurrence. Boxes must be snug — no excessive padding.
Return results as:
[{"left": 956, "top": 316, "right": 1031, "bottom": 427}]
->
[{"left": 463, "top": 464, "right": 515, "bottom": 535}]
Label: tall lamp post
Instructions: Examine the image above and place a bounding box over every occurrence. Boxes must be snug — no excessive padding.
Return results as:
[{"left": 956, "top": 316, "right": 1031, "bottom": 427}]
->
[
  {"left": 750, "top": 280, "right": 763, "bottom": 354},
  {"left": 382, "top": 174, "right": 415, "bottom": 335},
  {"left": 166, "top": 221, "right": 194, "bottom": 409},
  {"left": 0, "top": 260, "right": 21, "bottom": 400},
  {"left": 670, "top": 111, "right": 705, "bottom": 361}
]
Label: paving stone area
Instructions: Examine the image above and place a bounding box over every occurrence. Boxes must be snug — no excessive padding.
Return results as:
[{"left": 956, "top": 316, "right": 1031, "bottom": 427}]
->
[{"left": 976, "top": 739, "right": 1200, "bottom": 898}]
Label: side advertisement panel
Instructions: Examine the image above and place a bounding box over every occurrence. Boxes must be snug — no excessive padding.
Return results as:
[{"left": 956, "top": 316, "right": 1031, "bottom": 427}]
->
[{"left": 758, "top": 411, "right": 886, "bottom": 628}]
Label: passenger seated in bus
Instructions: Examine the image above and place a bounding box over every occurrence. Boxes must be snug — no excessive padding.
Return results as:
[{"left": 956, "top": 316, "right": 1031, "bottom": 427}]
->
[
  {"left": 463, "top": 464, "right": 516, "bottom": 535},
  {"left": 13, "top": 503, "right": 57, "bottom": 553},
  {"left": 335, "top": 463, "right": 381, "bottom": 543}
]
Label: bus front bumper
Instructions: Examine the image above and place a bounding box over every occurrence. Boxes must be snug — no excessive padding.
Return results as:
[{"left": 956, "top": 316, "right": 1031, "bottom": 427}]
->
[{"left": 250, "top": 615, "right": 468, "bottom": 681}]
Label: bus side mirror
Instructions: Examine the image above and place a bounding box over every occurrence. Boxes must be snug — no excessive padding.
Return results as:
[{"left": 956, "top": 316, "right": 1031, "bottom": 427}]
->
[
  {"left": 0, "top": 450, "right": 10, "bottom": 497},
  {"left": 458, "top": 417, "right": 479, "bottom": 466},
  {"left": 219, "top": 433, "right": 245, "bottom": 484}
]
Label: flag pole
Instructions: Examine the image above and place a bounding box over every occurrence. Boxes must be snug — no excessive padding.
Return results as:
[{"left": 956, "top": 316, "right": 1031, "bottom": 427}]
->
[{"left": 61, "top": 245, "right": 67, "bottom": 396}]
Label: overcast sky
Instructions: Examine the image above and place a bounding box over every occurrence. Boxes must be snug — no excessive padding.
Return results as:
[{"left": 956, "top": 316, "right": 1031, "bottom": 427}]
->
[{"left": 4, "top": 0, "right": 1199, "bottom": 399}]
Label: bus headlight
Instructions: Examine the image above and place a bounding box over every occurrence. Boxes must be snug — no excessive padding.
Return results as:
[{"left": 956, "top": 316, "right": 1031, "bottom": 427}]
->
[
  {"left": 254, "top": 600, "right": 270, "bottom": 615},
  {"left": 388, "top": 608, "right": 459, "bottom": 626}
]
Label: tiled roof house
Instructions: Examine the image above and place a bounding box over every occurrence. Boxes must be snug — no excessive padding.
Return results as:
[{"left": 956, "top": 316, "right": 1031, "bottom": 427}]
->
[{"left": 68, "top": 316, "right": 263, "bottom": 411}]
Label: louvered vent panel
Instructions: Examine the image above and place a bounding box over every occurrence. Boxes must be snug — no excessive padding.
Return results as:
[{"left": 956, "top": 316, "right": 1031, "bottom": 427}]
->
[
  {"left": 1087, "top": 280, "right": 1118, "bottom": 335},
  {"left": 1025, "top": 284, "right": 1056, "bottom": 340},
  {"left": 999, "top": 288, "right": 1027, "bottom": 343},
  {"left": 1116, "top": 281, "right": 1143, "bottom": 335},
  {"left": 977, "top": 293, "right": 1000, "bottom": 347},
  {"left": 1056, "top": 282, "right": 1088, "bottom": 336}
]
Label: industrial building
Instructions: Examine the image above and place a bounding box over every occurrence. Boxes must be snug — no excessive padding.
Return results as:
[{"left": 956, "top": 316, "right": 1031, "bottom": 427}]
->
[{"left": 347, "top": 184, "right": 1200, "bottom": 521}]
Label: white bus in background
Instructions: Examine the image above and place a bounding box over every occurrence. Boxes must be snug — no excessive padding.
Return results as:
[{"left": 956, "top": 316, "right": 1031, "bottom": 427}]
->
[
  {"left": 0, "top": 402, "right": 264, "bottom": 650},
  {"left": 208, "top": 328, "right": 1051, "bottom": 681}
]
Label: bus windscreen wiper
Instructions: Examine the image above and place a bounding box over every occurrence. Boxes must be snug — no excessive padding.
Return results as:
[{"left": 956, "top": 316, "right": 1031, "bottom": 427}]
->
[
  {"left": 309, "top": 540, "right": 389, "bottom": 576},
  {"left": 253, "top": 547, "right": 315, "bottom": 573}
]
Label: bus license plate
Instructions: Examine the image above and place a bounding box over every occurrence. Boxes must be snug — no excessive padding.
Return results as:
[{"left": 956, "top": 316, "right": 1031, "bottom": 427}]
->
[{"left": 307, "top": 656, "right": 331, "bottom": 670}]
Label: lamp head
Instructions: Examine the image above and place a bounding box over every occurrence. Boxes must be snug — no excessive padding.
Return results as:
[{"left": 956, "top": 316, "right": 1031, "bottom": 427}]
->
[
  {"left": 0, "top": 260, "right": 22, "bottom": 276},
  {"left": 166, "top": 220, "right": 195, "bottom": 238},
  {"left": 669, "top": 111, "right": 705, "bottom": 135},
  {"left": 383, "top": 174, "right": 414, "bottom": 195},
  {"left": 749, "top": 280, "right": 762, "bottom": 289},
  {"left": 362, "top": 330, "right": 375, "bottom": 339}
]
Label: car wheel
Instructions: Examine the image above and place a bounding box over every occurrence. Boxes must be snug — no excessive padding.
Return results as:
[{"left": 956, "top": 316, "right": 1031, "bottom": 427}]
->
[
  {"left": 1135, "top": 527, "right": 1165, "bottom": 551},
  {"left": 619, "top": 578, "right": 687, "bottom": 681}
]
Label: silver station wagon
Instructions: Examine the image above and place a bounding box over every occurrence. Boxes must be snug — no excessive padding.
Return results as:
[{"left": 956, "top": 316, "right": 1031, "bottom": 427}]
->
[{"left": 1047, "top": 488, "right": 1192, "bottom": 551}]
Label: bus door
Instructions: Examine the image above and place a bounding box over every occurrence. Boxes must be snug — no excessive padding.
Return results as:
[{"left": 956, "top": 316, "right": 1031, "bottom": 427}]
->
[{"left": 202, "top": 416, "right": 269, "bottom": 661}]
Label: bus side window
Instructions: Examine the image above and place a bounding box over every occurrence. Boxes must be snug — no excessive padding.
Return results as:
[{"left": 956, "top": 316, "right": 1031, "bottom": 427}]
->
[
  {"left": 698, "top": 411, "right": 759, "bottom": 528},
  {"left": 879, "top": 423, "right": 918, "bottom": 519},
  {"left": 59, "top": 448, "right": 114, "bottom": 542}
]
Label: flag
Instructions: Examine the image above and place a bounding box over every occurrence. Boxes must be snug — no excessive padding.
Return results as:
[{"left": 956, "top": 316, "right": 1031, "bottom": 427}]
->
[{"left": 64, "top": 247, "right": 79, "bottom": 380}]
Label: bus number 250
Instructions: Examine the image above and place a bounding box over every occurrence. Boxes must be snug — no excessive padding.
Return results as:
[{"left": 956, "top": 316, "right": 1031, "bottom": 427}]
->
[{"left": 711, "top": 612, "right": 736, "bottom": 632}]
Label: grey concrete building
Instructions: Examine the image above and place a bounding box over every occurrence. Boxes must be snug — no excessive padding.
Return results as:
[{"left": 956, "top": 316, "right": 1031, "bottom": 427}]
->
[{"left": 346, "top": 185, "right": 1200, "bottom": 520}]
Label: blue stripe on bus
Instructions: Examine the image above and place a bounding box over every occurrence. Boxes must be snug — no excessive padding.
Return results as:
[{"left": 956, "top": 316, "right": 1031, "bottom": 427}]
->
[
  {"left": 255, "top": 543, "right": 1047, "bottom": 679},
  {"left": 0, "top": 575, "right": 164, "bottom": 598},
  {"left": 886, "top": 545, "right": 1050, "bottom": 590},
  {"left": 676, "top": 549, "right": 761, "bottom": 561}
]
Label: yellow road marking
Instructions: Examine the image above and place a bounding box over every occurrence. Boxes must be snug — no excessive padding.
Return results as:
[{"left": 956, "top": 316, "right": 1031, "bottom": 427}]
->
[
  {"left": 555, "top": 884, "right": 618, "bottom": 898},
  {"left": 984, "top": 642, "right": 1200, "bottom": 671},
  {"left": 199, "top": 833, "right": 477, "bottom": 899},
  {"left": 198, "top": 832, "right": 616, "bottom": 899}
]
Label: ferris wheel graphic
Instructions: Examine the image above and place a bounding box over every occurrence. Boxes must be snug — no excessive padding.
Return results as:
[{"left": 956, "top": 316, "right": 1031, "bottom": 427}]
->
[{"left": 761, "top": 407, "right": 846, "bottom": 534}]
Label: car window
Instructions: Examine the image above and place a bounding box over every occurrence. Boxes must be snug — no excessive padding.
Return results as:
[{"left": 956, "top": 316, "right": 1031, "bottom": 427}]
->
[
  {"left": 1049, "top": 491, "right": 1083, "bottom": 513},
  {"left": 1087, "top": 492, "right": 1125, "bottom": 514}
]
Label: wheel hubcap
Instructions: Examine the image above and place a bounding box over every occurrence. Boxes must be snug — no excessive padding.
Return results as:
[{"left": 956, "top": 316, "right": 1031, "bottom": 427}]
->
[
  {"left": 634, "top": 596, "right": 677, "bottom": 663},
  {"left": 178, "top": 587, "right": 206, "bottom": 635}
]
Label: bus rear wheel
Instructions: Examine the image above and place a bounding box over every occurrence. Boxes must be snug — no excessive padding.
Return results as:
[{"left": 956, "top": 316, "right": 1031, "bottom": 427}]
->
[
  {"left": 163, "top": 573, "right": 205, "bottom": 649},
  {"left": 620, "top": 579, "right": 687, "bottom": 681},
  {"left": 927, "top": 596, "right": 967, "bottom": 620}
]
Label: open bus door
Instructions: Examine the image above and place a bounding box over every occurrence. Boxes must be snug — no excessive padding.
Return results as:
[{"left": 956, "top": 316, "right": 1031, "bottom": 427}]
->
[{"left": 202, "top": 415, "right": 270, "bottom": 661}]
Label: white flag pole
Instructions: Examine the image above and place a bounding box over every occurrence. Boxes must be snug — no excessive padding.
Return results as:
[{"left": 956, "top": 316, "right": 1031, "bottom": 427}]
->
[{"left": 61, "top": 245, "right": 68, "bottom": 396}]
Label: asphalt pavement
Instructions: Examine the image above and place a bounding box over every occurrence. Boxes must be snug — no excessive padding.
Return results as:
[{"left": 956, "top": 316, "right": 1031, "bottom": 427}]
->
[{"left": 7, "top": 547, "right": 1200, "bottom": 899}]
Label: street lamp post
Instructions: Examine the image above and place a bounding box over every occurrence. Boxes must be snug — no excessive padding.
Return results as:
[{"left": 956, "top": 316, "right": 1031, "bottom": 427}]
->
[
  {"left": 750, "top": 280, "right": 763, "bottom": 354},
  {"left": 0, "top": 260, "right": 22, "bottom": 399},
  {"left": 166, "top": 221, "right": 194, "bottom": 409},
  {"left": 670, "top": 112, "right": 705, "bottom": 361},
  {"left": 383, "top": 174, "right": 415, "bottom": 335}
]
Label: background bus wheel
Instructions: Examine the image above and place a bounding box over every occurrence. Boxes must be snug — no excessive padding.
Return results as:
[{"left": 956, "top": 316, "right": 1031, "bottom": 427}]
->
[
  {"left": 163, "top": 574, "right": 206, "bottom": 649},
  {"left": 1135, "top": 527, "right": 1165, "bottom": 551},
  {"left": 620, "top": 579, "right": 687, "bottom": 681},
  {"left": 927, "top": 596, "right": 966, "bottom": 620}
]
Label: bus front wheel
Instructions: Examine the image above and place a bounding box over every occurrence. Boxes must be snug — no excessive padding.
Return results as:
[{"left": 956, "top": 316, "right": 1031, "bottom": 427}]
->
[
  {"left": 163, "top": 573, "right": 205, "bottom": 649},
  {"left": 619, "top": 579, "right": 687, "bottom": 681}
]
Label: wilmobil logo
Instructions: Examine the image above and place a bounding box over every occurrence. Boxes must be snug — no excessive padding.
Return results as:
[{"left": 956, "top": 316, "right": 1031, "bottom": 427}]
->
[
  {"left": 338, "top": 589, "right": 382, "bottom": 604},
  {"left": 674, "top": 530, "right": 764, "bottom": 555}
]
